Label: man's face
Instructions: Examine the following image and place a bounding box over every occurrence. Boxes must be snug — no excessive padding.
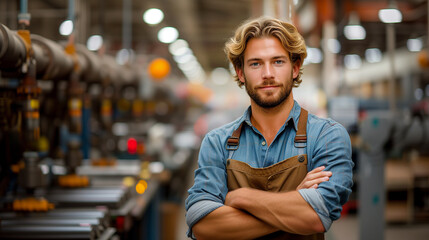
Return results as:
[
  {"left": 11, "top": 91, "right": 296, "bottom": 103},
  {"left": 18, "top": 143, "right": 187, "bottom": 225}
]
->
[{"left": 237, "top": 36, "right": 299, "bottom": 109}]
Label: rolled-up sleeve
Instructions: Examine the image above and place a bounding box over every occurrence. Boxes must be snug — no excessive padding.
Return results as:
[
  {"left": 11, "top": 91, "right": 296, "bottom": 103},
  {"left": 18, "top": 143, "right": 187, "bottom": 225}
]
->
[
  {"left": 185, "top": 132, "right": 229, "bottom": 237},
  {"left": 185, "top": 200, "right": 223, "bottom": 239},
  {"left": 307, "top": 121, "right": 354, "bottom": 229},
  {"left": 299, "top": 188, "right": 331, "bottom": 231}
]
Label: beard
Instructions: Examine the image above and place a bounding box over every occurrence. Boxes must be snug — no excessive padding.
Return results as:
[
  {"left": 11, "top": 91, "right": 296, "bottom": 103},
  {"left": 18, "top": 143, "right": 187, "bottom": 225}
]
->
[{"left": 244, "top": 73, "right": 293, "bottom": 109}]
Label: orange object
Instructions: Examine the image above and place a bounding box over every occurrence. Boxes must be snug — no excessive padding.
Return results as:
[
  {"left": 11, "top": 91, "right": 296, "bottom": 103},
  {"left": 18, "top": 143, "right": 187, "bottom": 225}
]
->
[
  {"left": 11, "top": 161, "right": 25, "bottom": 173},
  {"left": 135, "top": 180, "right": 148, "bottom": 194},
  {"left": 137, "top": 142, "right": 146, "bottom": 155},
  {"left": 91, "top": 158, "right": 116, "bottom": 166},
  {"left": 418, "top": 50, "right": 429, "bottom": 68},
  {"left": 13, "top": 197, "right": 54, "bottom": 212},
  {"left": 17, "top": 30, "right": 32, "bottom": 59},
  {"left": 148, "top": 58, "right": 171, "bottom": 81},
  {"left": 58, "top": 174, "right": 90, "bottom": 188}
]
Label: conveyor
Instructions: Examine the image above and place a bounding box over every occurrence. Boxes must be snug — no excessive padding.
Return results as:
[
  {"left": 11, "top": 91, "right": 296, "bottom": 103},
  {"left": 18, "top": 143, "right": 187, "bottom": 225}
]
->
[
  {"left": 0, "top": 225, "right": 116, "bottom": 240},
  {"left": 44, "top": 187, "right": 131, "bottom": 209},
  {"left": 0, "top": 208, "right": 114, "bottom": 239},
  {"left": 0, "top": 208, "right": 110, "bottom": 223}
]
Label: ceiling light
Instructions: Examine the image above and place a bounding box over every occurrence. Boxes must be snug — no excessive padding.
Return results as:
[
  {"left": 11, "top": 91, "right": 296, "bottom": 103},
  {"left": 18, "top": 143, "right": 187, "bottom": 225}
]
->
[
  {"left": 169, "top": 39, "right": 190, "bottom": 56},
  {"left": 158, "top": 27, "right": 179, "bottom": 44},
  {"left": 365, "top": 48, "right": 382, "bottom": 63},
  {"left": 327, "top": 38, "right": 341, "bottom": 54},
  {"left": 174, "top": 53, "right": 196, "bottom": 64},
  {"left": 179, "top": 61, "right": 205, "bottom": 83},
  {"left": 379, "top": 8, "right": 402, "bottom": 23},
  {"left": 172, "top": 48, "right": 193, "bottom": 61},
  {"left": 407, "top": 38, "right": 423, "bottom": 52},
  {"left": 182, "top": 63, "right": 205, "bottom": 83},
  {"left": 344, "top": 25, "right": 366, "bottom": 40},
  {"left": 87, "top": 35, "right": 103, "bottom": 51},
  {"left": 178, "top": 60, "right": 200, "bottom": 72},
  {"left": 59, "top": 20, "right": 73, "bottom": 36},
  {"left": 143, "top": 8, "right": 164, "bottom": 25},
  {"left": 344, "top": 12, "right": 366, "bottom": 40},
  {"left": 344, "top": 54, "right": 362, "bottom": 70}
]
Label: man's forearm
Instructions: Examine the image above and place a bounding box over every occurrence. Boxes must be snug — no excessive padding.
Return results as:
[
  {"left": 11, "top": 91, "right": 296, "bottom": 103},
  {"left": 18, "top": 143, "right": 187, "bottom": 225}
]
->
[
  {"left": 192, "top": 205, "right": 278, "bottom": 240},
  {"left": 225, "top": 188, "right": 325, "bottom": 235}
]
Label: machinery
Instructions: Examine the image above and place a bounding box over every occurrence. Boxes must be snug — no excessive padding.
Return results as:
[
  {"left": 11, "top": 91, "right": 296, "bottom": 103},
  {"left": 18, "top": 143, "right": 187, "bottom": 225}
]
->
[
  {"left": 0, "top": 19, "right": 157, "bottom": 239},
  {"left": 358, "top": 100, "right": 429, "bottom": 240},
  {"left": 0, "top": 13, "right": 199, "bottom": 238}
]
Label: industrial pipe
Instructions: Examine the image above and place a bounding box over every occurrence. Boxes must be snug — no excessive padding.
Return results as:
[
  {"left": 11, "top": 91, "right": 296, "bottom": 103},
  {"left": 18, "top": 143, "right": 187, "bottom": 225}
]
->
[
  {"left": 0, "top": 24, "right": 27, "bottom": 75},
  {"left": 1, "top": 23, "right": 139, "bottom": 84},
  {"left": 0, "top": 24, "right": 76, "bottom": 80},
  {"left": 100, "top": 54, "right": 120, "bottom": 84},
  {"left": 31, "top": 34, "right": 75, "bottom": 80},
  {"left": 75, "top": 44, "right": 102, "bottom": 83}
]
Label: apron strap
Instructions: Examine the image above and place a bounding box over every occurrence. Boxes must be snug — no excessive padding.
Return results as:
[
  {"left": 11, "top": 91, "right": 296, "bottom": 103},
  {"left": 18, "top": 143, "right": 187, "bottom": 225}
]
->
[
  {"left": 226, "top": 108, "right": 308, "bottom": 151},
  {"left": 226, "top": 122, "right": 243, "bottom": 151},
  {"left": 294, "top": 108, "right": 308, "bottom": 148}
]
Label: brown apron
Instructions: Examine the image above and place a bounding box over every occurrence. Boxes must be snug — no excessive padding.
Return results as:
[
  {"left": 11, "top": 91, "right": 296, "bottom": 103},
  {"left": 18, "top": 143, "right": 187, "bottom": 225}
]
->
[{"left": 225, "top": 109, "right": 324, "bottom": 240}]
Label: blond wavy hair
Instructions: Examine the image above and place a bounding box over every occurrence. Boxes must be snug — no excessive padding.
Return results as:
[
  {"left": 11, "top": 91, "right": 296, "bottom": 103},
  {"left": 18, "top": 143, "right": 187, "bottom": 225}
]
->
[{"left": 225, "top": 16, "right": 307, "bottom": 88}]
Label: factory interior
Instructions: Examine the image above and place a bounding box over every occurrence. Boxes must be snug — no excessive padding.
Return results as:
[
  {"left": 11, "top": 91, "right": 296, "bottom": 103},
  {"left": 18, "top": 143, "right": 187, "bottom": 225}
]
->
[{"left": 1, "top": 0, "right": 429, "bottom": 239}]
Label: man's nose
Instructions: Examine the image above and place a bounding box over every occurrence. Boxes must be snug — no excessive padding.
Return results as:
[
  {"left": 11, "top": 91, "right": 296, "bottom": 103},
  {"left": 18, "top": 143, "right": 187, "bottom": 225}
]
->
[{"left": 262, "top": 63, "right": 274, "bottom": 79}]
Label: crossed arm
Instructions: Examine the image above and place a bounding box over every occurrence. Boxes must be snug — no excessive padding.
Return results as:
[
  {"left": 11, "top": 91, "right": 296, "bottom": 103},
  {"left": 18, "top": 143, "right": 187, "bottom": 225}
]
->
[{"left": 192, "top": 166, "right": 332, "bottom": 239}]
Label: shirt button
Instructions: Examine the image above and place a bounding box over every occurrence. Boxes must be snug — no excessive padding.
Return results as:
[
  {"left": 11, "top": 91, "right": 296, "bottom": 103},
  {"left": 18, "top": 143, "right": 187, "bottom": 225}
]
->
[{"left": 262, "top": 141, "right": 266, "bottom": 146}]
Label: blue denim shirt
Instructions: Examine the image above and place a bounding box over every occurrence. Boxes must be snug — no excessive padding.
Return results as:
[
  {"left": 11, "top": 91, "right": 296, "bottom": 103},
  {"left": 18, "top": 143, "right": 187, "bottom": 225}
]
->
[{"left": 185, "top": 101, "right": 354, "bottom": 238}]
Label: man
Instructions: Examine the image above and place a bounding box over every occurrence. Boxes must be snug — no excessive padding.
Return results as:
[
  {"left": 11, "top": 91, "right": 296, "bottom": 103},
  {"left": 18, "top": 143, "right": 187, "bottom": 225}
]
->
[{"left": 185, "top": 16, "right": 354, "bottom": 239}]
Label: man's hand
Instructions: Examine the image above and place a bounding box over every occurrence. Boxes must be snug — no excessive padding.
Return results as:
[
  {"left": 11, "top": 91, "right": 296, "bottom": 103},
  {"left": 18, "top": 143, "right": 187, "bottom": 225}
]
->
[
  {"left": 224, "top": 188, "right": 247, "bottom": 208},
  {"left": 296, "top": 166, "right": 332, "bottom": 190}
]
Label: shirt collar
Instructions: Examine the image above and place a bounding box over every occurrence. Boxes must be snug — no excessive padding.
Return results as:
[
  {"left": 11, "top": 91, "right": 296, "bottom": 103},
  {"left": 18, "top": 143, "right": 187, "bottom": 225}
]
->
[{"left": 241, "top": 100, "right": 302, "bottom": 131}]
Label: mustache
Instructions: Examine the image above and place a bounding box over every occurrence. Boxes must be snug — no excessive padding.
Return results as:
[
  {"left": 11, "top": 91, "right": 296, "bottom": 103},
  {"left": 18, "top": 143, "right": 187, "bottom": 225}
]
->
[
  {"left": 242, "top": 76, "right": 281, "bottom": 88},
  {"left": 257, "top": 80, "right": 281, "bottom": 87}
]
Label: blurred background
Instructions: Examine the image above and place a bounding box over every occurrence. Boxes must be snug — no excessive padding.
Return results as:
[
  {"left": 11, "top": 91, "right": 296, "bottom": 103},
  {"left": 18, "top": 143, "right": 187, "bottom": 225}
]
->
[{"left": 1, "top": 0, "right": 429, "bottom": 239}]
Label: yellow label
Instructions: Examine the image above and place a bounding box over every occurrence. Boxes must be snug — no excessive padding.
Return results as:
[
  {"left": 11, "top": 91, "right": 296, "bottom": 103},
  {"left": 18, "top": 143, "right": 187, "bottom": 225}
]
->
[{"left": 30, "top": 99, "right": 39, "bottom": 109}]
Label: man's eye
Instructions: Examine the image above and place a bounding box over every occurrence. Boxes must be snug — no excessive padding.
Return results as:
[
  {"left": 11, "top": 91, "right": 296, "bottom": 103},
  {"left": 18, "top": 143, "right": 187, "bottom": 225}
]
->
[
  {"left": 250, "top": 62, "right": 260, "bottom": 67},
  {"left": 274, "top": 60, "right": 284, "bottom": 64}
]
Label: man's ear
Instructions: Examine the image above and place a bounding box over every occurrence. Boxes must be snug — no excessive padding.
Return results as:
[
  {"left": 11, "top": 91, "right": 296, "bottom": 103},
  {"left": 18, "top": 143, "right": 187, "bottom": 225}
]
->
[
  {"left": 236, "top": 67, "right": 245, "bottom": 83},
  {"left": 292, "top": 61, "right": 301, "bottom": 79}
]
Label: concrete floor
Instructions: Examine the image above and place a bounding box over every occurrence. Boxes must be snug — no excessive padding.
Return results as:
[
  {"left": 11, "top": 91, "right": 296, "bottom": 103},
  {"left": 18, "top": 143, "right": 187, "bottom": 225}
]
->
[{"left": 327, "top": 214, "right": 429, "bottom": 240}]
